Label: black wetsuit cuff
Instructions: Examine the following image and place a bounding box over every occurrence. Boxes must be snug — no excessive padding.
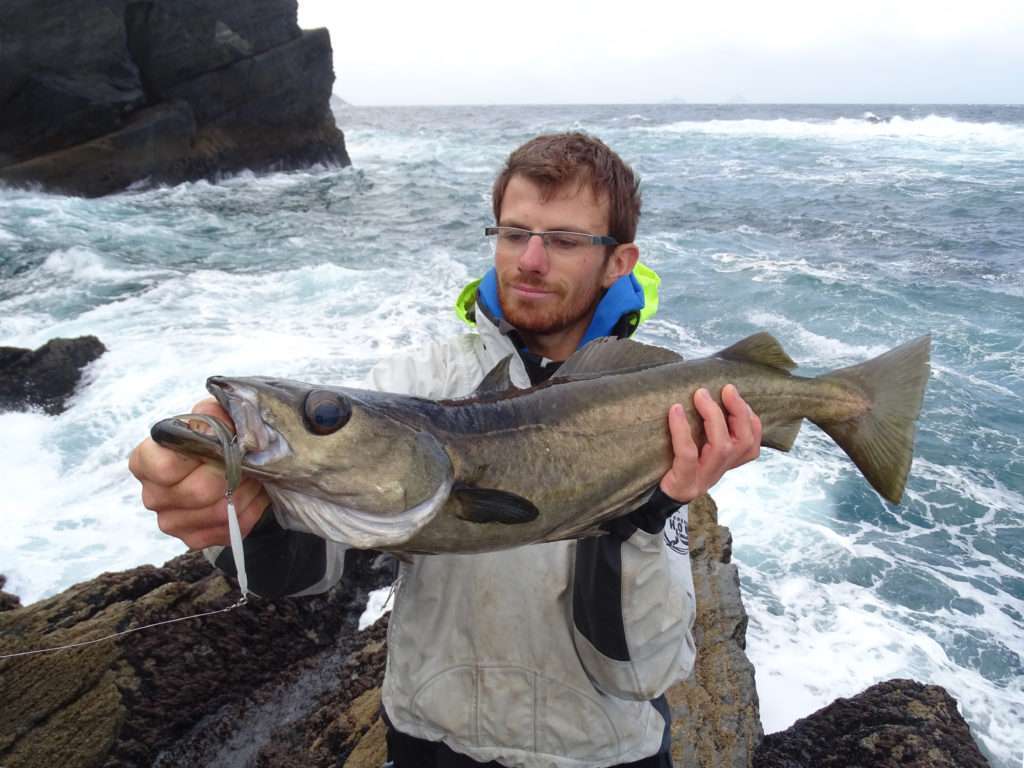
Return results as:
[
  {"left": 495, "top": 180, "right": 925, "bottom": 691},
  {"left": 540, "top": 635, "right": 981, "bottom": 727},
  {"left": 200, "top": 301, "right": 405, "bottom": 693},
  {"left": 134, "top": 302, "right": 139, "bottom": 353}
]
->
[{"left": 603, "top": 487, "right": 685, "bottom": 540}]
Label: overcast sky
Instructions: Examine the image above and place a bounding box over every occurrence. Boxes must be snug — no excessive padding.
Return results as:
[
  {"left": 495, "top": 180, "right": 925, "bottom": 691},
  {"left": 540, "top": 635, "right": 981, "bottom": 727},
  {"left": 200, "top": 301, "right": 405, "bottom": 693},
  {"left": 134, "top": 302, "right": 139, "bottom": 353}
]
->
[{"left": 297, "top": 0, "right": 1024, "bottom": 105}]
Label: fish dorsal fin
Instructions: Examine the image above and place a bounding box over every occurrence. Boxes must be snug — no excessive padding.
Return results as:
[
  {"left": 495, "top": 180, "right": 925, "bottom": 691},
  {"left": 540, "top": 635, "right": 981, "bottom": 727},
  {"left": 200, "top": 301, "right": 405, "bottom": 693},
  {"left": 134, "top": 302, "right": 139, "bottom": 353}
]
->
[
  {"left": 474, "top": 355, "right": 515, "bottom": 395},
  {"left": 553, "top": 337, "right": 683, "bottom": 382},
  {"left": 715, "top": 332, "right": 797, "bottom": 372}
]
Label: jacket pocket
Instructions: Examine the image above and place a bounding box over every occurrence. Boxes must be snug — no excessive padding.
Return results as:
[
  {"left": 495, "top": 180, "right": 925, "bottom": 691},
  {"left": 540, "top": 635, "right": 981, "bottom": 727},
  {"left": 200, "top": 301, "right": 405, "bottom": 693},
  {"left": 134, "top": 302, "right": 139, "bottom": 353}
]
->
[
  {"left": 537, "top": 677, "right": 621, "bottom": 761},
  {"left": 478, "top": 667, "right": 537, "bottom": 749},
  {"left": 410, "top": 666, "right": 478, "bottom": 743}
]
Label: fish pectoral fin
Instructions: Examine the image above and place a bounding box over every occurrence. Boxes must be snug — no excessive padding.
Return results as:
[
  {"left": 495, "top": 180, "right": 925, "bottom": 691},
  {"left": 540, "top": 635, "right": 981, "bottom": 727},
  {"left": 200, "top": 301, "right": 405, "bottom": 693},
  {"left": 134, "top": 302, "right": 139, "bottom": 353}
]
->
[
  {"left": 553, "top": 337, "right": 683, "bottom": 381},
  {"left": 715, "top": 332, "right": 797, "bottom": 371},
  {"left": 761, "top": 419, "right": 802, "bottom": 451},
  {"left": 452, "top": 484, "right": 540, "bottom": 525}
]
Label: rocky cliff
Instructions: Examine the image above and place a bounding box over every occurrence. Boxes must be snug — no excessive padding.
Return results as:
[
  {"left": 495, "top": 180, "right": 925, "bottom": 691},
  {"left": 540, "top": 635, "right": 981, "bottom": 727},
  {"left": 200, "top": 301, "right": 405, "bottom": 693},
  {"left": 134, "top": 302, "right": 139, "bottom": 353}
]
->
[{"left": 0, "top": 0, "right": 349, "bottom": 197}]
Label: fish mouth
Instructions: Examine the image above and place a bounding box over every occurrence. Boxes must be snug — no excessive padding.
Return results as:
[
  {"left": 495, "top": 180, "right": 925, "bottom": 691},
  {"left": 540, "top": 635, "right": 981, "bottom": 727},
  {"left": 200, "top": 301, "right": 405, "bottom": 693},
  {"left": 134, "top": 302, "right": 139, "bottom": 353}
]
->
[{"left": 205, "top": 376, "right": 292, "bottom": 473}]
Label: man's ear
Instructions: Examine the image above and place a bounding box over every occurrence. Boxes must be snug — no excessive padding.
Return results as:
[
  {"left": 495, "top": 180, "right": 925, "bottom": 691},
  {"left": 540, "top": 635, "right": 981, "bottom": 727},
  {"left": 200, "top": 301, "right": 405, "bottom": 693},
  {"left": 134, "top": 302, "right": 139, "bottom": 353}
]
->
[{"left": 603, "top": 243, "right": 640, "bottom": 287}]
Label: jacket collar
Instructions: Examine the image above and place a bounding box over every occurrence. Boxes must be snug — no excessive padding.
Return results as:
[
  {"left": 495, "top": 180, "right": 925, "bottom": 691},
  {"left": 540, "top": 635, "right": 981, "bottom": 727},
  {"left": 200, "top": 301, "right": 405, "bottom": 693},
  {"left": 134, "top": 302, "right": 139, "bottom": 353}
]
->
[{"left": 455, "top": 263, "right": 662, "bottom": 354}]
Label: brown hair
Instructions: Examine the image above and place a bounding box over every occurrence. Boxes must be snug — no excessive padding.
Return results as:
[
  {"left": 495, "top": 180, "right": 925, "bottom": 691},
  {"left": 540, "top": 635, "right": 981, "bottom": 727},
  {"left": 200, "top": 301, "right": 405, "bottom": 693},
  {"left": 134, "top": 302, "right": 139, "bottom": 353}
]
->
[{"left": 491, "top": 132, "right": 642, "bottom": 244}]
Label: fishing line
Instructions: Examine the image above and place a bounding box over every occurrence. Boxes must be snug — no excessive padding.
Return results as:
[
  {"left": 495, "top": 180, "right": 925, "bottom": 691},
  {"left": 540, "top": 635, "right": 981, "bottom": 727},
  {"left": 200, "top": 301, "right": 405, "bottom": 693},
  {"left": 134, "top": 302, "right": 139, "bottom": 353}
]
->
[
  {"left": 0, "top": 598, "right": 248, "bottom": 660},
  {"left": 0, "top": 414, "right": 252, "bottom": 661}
]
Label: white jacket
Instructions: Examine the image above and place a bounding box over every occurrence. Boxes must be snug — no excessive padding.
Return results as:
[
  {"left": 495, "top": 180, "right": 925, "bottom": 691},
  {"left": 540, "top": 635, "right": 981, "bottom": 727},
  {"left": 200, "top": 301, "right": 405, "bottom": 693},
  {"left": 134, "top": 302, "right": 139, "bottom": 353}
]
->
[
  {"left": 368, "top": 309, "right": 697, "bottom": 768},
  {"left": 207, "top": 305, "right": 697, "bottom": 767}
]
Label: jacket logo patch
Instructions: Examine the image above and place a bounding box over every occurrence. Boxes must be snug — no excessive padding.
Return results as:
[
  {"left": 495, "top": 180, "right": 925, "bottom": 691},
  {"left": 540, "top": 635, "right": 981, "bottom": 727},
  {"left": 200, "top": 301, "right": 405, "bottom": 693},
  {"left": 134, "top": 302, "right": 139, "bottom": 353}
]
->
[{"left": 664, "top": 510, "right": 689, "bottom": 555}]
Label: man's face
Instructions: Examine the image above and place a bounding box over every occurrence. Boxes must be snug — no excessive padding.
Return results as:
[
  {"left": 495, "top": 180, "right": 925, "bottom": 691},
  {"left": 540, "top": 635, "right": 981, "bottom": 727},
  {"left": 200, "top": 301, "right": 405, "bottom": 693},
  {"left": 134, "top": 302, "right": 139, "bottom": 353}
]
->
[{"left": 495, "top": 175, "right": 633, "bottom": 355}]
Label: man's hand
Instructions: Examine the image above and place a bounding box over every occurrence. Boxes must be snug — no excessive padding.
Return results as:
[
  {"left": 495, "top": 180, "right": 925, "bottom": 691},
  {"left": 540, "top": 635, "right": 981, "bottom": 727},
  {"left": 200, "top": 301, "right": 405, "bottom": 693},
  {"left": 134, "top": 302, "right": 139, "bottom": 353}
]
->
[
  {"left": 660, "top": 384, "right": 762, "bottom": 503},
  {"left": 128, "top": 398, "right": 271, "bottom": 550}
]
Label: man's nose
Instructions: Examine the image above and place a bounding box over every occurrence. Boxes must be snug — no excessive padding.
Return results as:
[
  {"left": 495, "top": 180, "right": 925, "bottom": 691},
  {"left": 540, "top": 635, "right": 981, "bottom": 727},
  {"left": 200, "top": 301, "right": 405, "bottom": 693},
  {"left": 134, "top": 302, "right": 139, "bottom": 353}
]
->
[{"left": 518, "top": 233, "right": 548, "bottom": 272}]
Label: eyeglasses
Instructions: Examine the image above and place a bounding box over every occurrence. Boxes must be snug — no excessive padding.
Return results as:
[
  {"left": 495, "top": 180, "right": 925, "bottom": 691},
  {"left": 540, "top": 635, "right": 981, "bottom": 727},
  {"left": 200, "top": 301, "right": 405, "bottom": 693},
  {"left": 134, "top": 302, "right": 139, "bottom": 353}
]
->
[{"left": 484, "top": 226, "right": 618, "bottom": 257}]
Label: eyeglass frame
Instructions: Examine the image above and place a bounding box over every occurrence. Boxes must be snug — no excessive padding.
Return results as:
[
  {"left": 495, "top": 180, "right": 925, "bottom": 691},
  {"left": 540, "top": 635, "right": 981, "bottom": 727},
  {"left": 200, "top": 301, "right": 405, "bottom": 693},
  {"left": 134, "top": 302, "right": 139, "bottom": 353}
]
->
[{"left": 484, "top": 226, "right": 619, "bottom": 250}]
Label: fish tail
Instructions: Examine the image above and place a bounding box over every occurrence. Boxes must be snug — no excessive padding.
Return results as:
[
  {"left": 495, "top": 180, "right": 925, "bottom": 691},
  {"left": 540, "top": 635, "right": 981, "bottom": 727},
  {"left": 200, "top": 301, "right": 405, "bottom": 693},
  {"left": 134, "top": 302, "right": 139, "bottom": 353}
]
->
[{"left": 814, "top": 335, "right": 931, "bottom": 503}]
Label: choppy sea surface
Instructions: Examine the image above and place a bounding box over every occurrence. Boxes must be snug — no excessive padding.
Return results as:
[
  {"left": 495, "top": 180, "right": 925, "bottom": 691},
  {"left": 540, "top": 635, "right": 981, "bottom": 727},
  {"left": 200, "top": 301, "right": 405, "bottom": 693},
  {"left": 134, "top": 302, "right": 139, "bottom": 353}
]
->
[{"left": 1, "top": 103, "right": 1021, "bottom": 765}]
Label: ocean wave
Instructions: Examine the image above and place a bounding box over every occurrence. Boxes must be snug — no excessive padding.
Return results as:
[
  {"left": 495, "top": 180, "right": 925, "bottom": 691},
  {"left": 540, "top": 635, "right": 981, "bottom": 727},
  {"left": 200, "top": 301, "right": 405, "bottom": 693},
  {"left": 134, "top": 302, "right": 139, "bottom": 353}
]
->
[
  {"left": 644, "top": 114, "right": 1024, "bottom": 147},
  {"left": 38, "top": 246, "right": 168, "bottom": 283},
  {"left": 741, "top": 309, "right": 892, "bottom": 364},
  {"left": 709, "top": 251, "right": 855, "bottom": 287}
]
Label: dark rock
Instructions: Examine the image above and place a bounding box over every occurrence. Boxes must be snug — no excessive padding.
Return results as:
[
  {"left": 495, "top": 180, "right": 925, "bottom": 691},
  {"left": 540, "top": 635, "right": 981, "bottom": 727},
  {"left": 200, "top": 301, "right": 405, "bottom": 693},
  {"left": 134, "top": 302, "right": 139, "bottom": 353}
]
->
[
  {"left": 0, "top": 335, "right": 106, "bottom": 414},
  {"left": 0, "top": 103, "right": 196, "bottom": 198},
  {"left": 0, "top": 0, "right": 349, "bottom": 196},
  {"left": 125, "top": 0, "right": 300, "bottom": 97},
  {"left": 163, "top": 28, "right": 346, "bottom": 180},
  {"left": 0, "top": 73, "right": 146, "bottom": 167},
  {"left": 753, "top": 678, "right": 991, "bottom": 768},
  {"left": 0, "top": 577, "right": 22, "bottom": 613},
  {"left": 0, "top": 549, "right": 392, "bottom": 768},
  {"left": 0, "top": 0, "right": 146, "bottom": 165}
]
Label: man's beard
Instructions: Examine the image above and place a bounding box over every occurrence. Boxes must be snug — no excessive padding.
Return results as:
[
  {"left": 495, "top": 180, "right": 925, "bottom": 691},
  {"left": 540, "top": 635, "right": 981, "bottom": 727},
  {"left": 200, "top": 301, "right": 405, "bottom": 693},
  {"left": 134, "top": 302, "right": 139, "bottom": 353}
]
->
[{"left": 497, "top": 273, "right": 604, "bottom": 336}]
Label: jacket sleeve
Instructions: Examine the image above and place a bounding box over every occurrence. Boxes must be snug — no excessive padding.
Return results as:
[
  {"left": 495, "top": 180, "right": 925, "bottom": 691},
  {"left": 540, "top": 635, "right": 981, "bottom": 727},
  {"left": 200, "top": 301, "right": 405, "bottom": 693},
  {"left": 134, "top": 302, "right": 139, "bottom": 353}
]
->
[
  {"left": 365, "top": 332, "right": 492, "bottom": 399},
  {"left": 203, "top": 503, "right": 350, "bottom": 598},
  {"left": 571, "top": 493, "right": 697, "bottom": 701}
]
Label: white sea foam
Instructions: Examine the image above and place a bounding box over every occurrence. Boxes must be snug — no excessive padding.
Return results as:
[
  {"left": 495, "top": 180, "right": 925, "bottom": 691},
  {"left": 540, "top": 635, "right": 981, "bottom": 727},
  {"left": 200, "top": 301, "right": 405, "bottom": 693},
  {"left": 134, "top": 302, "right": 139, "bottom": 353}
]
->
[
  {"left": 358, "top": 585, "right": 394, "bottom": 630},
  {"left": 744, "top": 311, "right": 891, "bottom": 364},
  {"left": 708, "top": 251, "right": 856, "bottom": 287},
  {"left": 647, "top": 115, "right": 1024, "bottom": 148},
  {"left": 712, "top": 450, "right": 1024, "bottom": 766},
  {"left": 1, "top": 248, "right": 476, "bottom": 604},
  {"left": 38, "top": 246, "right": 169, "bottom": 283}
]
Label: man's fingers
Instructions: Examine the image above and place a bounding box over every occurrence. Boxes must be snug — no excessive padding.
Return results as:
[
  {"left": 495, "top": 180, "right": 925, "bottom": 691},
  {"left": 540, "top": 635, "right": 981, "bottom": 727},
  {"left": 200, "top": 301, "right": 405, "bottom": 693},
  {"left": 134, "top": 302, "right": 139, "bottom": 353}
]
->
[
  {"left": 129, "top": 438, "right": 201, "bottom": 486},
  {"left": 694, "top": 387, "right": 729, "bottom": 455},
  {"left": 142, "top": 462, "right": 228, "bottom": 511},
  {"left": 156, "top": 501, "right": 227, "bottom": 540},
  {"left": 154, "top": 480, "right": 269, "bottom": 549},
  {"left": 129, "top": 397, "right": 234, "bottom": 488},
  {"left": 723, "top": 384, "right": 754, "bottom": 447},
  {"left": 667, "top": 402, "right": 698, "bottom": 461}
]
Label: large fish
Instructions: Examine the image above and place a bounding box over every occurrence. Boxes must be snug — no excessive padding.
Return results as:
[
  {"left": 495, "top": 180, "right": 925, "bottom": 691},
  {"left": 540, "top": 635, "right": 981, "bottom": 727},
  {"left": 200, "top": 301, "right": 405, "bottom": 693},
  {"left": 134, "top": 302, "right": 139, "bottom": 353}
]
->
[{"left": 151, "top": 333, "right": 931, "bottom": 554}]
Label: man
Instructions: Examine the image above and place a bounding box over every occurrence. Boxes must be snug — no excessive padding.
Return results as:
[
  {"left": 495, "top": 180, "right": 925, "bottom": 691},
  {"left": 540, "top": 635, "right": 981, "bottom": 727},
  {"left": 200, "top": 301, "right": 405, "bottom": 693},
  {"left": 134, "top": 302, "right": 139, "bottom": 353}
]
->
[{"left": 130, "top": 132, "right": 761, "bottom": 768}]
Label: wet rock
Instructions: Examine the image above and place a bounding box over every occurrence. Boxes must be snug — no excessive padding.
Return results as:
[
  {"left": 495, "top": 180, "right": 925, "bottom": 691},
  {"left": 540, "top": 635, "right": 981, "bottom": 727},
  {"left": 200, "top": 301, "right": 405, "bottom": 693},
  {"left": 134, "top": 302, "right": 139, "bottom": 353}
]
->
[
  {"left": 0, "top": 0, "right": 349, "bottom": 197},
  {"left": 0, "top": 103, "right": 195, "bottom": 198},
  {"left": 753, "top": 678, "right": 991, "bottom": 767},
  {"left": 251, "top": 623, "right": 390, "bottom": 768},
  {"left": 668, "top": 493, "right": 763, "bottom": 767},
  {"left": 0, "top": 336, "right": 106, "bottom": 415},
  {"left": 0, "top": 549, "right": 391, "bottom": 768},
  {"left": 0, "top": 577, "right": 22, "bottom": 613},
  {"left": 2, "top": 504, "right": 991, "bottom": 767}
]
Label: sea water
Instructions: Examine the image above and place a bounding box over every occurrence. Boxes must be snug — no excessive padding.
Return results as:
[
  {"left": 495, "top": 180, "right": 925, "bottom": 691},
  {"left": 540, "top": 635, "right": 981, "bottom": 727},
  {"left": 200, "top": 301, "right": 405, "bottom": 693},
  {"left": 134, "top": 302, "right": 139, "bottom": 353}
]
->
[{"left": 1, "top": 103, "right": 1021, "bottom": 766}]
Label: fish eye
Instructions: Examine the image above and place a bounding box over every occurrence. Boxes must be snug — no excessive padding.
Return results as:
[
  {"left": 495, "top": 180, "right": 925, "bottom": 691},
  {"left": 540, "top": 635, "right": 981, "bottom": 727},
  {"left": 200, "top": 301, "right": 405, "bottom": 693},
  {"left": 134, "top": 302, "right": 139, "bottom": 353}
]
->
[{"left": 303, "top": 390, "right": 352, "bottom": 435}]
